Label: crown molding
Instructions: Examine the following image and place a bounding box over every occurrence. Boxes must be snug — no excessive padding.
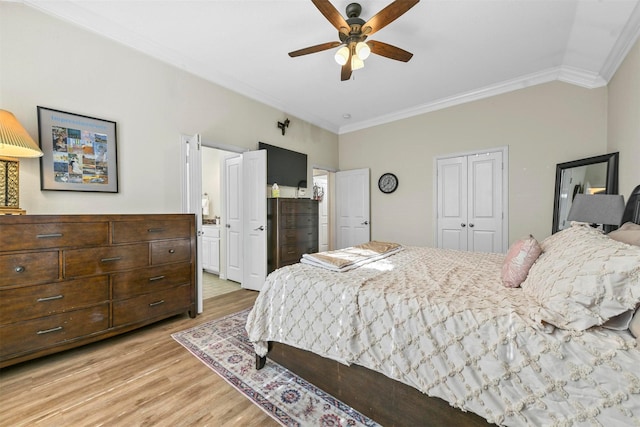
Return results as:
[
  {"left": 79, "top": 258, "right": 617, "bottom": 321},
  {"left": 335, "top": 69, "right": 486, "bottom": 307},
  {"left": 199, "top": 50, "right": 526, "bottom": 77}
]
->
[
  {"left": 599, "top": 2, "right": 640, "bottom": 82},
  {"left": 339, "top": 68, "right": 564, "bottom": 134}
]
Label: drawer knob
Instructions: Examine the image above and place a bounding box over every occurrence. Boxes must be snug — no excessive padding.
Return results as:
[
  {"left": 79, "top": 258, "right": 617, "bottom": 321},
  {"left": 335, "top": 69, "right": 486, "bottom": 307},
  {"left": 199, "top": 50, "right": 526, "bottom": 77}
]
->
[
  {"left": 15, "top": 266, "right": 25, "bottom": 273},
  {"left": 168, "top": 249, "right": 175, "bottom": 254},
  {"left": 148, "top": 228, "right": 165, "bottom": 233},
  {"left": 149, "top": 300, "right": 165, "bottom": 307},
  {"left": 101, "top": 256, "right": 122, "bottom": 263}
]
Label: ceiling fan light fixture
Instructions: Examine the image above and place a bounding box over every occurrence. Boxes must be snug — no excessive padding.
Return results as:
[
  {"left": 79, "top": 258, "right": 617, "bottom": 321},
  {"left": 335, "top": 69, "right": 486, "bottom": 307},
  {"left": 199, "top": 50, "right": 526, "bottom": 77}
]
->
[
  {"left": 355, "top": 41, "right": 370, "bottom": 60},
  {"left": 334, "top": 45, "right": 350, "bottom": 65},
  {"left": 351, "top": 55, "right": 364, "bottom": 70}
]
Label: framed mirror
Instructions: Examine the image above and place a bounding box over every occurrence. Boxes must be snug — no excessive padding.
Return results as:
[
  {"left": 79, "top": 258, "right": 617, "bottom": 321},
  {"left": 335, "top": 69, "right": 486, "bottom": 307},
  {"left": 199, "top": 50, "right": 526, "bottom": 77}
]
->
[{"left": 552, "top": 152, "right": 619, "bottom": 234}]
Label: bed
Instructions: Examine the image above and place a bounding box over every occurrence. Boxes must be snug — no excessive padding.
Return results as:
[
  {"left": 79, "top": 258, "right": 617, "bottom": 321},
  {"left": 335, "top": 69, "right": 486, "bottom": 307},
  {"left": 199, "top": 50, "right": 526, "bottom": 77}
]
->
[{"left": 247, "top": 186, "right": 640, "bottom": 426}]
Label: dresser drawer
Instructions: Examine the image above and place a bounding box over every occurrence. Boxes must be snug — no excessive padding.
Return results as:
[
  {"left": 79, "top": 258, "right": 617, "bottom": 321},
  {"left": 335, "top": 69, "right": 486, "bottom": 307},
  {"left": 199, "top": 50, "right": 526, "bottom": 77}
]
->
[
  {"left": 279, "top": 214, "right": 318, "bottom": 229},
  {"left": 112, "top": 219, "right": 191, "bottom": 243},
  {"left": 0, "top": 222, "right": 108, "bottom": 252},
  {"left": 0, "top": 305, "right": 109, "bottom": 358},
  {"left": 64, "top": 243, "right": 149, "bottom": 278},
  {"left": 112, "top": 263, "right": 192, "bottom": 299},
  {"left": 0, "top": 251, "right": 59, "bottom": 287},
  {"left": 0, "top": 276, "right": 109, "bottom": 325},
  {"left": 112, "top": 284, "right": 192, "bottom": 327},
  {"left": 279, "top": 241, "right": 318, "bottom": 263},
  {"left": 281, "top": 228, "right": 317, "bottom": 244},
  {"left": 151, "top": 239, "right": 191, "bottom": 265},
  {"left": 280, "top": 200, "right": 317, "bottom": 214}
]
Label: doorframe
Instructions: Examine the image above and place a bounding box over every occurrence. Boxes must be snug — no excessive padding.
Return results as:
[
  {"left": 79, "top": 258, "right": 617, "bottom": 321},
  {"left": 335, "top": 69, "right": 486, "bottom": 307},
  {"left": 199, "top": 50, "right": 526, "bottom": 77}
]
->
[
  {"left": 433, "top": 146, "right": 509, "bottom": 251},
  {"left": 179, "top": 134, "right": 203, "bottom": 313}
]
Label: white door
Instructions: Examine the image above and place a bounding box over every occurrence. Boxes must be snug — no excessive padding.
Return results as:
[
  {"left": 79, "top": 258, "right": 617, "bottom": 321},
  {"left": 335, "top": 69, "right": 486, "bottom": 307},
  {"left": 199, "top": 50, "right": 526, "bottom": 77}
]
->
[
  {"left": 436, "top": 150, "right": 506, "bottom": 253},
  {"left": 437, "top": 156, "right": 467, "bottom": 250},
  {"left": 336, "top": 168, "right": 370, "bottom": 249},
  {"left": 314, "top": 174, "right": 329, "bottom": 252},
  {"left": 180, "top": 134, "right": 204, "bottom": 313},
  {"left": 467, "top": 152, "right": 503, "bottom": 252},
  {"left": 242, "top": 150, "right": 267, "bottom": 291},
  {"left": 224, "top": 155, "right": 243, "bottom": 283}
]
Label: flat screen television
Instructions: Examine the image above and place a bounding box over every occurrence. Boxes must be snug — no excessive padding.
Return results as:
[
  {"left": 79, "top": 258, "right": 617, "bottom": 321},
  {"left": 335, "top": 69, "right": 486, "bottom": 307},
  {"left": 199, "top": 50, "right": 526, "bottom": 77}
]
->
[{"left": 258, "top": 142, "right": 307, "bottom": 188}]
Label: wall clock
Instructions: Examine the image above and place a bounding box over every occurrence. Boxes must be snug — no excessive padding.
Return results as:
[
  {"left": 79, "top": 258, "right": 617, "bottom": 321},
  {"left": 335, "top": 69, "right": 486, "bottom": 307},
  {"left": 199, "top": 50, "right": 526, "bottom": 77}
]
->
[{"left": 378, "top": 173, "right": 398, "bottom": 194}]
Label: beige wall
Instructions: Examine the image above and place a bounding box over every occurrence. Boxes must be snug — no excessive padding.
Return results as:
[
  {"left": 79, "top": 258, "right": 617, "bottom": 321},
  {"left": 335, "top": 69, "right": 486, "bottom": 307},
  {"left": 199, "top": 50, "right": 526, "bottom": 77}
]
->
[
  {"left": 607, "top": 38, "right": 640, "bottom": 199},
  {"left": 339, "top": 82, "right": 611, "bottom": 246},
  {"left": 0, "top": 3, "right": 339, "bottom": 215}
]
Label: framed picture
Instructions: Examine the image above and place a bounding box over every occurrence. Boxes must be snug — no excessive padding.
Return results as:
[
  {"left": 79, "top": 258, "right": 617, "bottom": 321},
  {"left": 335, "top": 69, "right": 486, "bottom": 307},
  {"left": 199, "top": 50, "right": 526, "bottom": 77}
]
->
[{"left": 37, "top": 106, "right": 118, "bottom": 193}]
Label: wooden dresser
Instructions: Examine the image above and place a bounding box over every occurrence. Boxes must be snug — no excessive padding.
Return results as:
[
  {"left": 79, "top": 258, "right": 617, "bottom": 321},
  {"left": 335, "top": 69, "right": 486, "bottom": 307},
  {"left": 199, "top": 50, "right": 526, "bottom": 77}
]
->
[
  {"left": 267, "top": 198, "right": 318, "bottom": 273},
  {"left": 0, "top": 214, "right": 196, "bottom": 368}
]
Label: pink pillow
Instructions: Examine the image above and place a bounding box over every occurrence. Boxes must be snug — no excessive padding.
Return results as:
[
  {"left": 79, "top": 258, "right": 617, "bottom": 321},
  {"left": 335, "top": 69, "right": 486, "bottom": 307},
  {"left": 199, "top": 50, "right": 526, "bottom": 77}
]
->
[{"left": 502, "top": 235, "right": 542, "bottom": 288}]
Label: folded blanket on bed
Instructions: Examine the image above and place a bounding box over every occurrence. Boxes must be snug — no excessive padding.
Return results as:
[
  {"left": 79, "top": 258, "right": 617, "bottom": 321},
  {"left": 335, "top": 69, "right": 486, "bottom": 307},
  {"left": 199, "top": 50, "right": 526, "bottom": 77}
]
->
[{"left": 300, "top": 241, "right": 403, "bottom": 272}]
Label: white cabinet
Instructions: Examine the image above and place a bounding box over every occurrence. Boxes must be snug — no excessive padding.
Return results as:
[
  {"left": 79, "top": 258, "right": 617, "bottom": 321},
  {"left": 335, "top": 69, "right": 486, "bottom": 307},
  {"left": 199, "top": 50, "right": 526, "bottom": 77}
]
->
[{"left": 202, "top": 225, "right": 220, "bottom": 274}]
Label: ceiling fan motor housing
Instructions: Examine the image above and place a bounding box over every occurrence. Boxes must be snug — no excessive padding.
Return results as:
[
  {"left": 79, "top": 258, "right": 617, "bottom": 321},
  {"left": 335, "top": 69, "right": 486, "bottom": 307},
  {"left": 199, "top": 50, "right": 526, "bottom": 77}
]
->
[{"left": 340, "top": 3, "right": 367, "bottom": 44}]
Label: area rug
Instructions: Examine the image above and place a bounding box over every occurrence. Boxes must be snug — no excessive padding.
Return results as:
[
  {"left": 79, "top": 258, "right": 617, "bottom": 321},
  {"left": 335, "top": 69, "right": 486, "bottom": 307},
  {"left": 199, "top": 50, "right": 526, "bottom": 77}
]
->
[{"left": 172, "top": 309, "right": 380, "bottom": 427}]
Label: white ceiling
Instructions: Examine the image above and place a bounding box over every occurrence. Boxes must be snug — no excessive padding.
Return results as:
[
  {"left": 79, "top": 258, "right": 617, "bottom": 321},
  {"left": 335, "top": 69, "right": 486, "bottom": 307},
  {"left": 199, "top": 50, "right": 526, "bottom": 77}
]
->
[{"left": 21, "top": 0, "right": 640, "bottom": 134}]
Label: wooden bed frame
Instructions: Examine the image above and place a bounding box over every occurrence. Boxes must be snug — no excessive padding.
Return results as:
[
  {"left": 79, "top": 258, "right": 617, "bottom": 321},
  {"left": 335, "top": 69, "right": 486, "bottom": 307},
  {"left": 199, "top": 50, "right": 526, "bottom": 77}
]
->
[
  {"left": 255, "top": 184, "right": 640, "bottom": 427},
  {"left": 261, "top": 342, "right": 490, "bottom": 426}
]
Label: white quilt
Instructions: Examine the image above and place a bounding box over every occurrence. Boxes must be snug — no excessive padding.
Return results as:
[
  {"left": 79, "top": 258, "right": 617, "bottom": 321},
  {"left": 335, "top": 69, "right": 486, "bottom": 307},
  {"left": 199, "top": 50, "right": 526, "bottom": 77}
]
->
[{"left": 246, "top": 247, "right": 640, "bottom": 426}]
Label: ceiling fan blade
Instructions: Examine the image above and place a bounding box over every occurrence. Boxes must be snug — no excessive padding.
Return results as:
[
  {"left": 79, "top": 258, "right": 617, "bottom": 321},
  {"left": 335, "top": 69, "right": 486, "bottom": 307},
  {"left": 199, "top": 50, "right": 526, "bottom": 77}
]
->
[
  {"left": 362, "top": 0, "right": 420, "bottom": 36},
  {"left": 311, "top": 0, "right": 350, "bottom": 36},
  {"left": 341, "top": 48, "right": 353, "bottom": 81},
  {"left": 367, "top": 40, "right": 413, "bottom": 62},
  {"left": 289, "top": 41, "right": 341, "bottom": 57}
]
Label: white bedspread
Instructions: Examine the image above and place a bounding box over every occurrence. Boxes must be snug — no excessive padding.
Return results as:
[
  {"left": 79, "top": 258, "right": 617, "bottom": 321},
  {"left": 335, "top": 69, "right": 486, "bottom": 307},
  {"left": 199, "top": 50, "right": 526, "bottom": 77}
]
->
[{"left": 246, "top": 246, "right": 640, "bottom": 426}]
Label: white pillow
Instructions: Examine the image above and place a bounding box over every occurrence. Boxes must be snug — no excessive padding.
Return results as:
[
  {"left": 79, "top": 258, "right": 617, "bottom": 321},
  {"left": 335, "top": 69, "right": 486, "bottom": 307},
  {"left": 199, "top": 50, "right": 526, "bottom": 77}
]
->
[{"left": 522, "top": 223, "right": 640, "bottom": 331}]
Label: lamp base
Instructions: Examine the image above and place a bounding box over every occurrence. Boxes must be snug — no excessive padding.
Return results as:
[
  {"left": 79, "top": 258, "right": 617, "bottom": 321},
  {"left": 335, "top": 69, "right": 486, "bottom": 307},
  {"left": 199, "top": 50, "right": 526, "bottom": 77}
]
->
[{"left": 0, "top": 207, "right": 26, "bottom": 215}]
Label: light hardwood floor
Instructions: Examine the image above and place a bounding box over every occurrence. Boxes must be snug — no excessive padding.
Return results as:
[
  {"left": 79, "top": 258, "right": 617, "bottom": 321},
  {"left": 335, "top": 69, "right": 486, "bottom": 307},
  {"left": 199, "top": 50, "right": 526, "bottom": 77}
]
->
[{"left": 0, "top": 290, "right": 279, "bottom": 427}]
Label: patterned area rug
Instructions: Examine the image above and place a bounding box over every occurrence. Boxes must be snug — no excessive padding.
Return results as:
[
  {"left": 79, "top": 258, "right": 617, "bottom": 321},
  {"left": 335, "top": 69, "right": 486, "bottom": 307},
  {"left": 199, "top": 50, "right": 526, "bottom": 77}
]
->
[{"left": 171, "top": 309, "right": 380, "bottom": 427}]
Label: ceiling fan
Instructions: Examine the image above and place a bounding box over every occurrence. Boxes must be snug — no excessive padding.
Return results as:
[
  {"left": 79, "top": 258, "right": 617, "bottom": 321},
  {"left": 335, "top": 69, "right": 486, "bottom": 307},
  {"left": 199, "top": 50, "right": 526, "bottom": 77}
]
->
[{"left": 289, "top": 0, "right": 420, "bottom": 81}]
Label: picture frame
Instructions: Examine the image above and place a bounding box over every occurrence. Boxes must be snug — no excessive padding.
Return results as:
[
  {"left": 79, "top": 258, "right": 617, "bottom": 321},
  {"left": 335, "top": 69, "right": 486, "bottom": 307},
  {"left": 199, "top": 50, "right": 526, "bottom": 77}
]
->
[{"left": 37, "top": 106, "right": 118, "bottom": 193}]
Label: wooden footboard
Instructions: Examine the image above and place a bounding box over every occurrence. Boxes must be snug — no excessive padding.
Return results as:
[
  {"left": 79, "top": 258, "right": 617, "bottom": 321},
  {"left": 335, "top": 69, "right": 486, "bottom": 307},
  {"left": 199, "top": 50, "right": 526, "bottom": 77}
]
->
[{"left": 261, "top": 341, "right": 492, "bottom": 427}]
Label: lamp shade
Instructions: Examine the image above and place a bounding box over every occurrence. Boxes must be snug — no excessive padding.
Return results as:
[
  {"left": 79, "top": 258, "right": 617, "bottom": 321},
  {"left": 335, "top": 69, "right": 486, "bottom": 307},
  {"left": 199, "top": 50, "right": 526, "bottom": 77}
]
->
[
  {"left": 334, "top": 45, "right": 350, "bottom": 66},
  {"left": 355, "top": 41, "right": 371, "bottom": 60},
  {"left": 567, "top": 194, "right": 626, "bottom": 226},
  {"left": 0, "top": 110, "right": 43, "bottom": 158}
]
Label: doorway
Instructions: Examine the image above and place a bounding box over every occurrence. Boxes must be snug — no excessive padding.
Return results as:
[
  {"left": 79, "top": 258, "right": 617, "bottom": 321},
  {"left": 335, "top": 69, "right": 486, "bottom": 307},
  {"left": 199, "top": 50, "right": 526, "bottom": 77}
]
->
[
  {"left": 200, "top": 145, "right": 243, "bottom": 300},
  {"left": 313, "top": 169, "right": 331, "bottom": 252}
]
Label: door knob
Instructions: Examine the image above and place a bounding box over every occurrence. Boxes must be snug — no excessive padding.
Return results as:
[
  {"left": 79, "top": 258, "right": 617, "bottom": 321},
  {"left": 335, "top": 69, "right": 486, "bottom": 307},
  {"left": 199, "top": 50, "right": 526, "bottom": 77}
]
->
[
  {"left": 461, "top": 223, "right": 466, "bottom": 228},
  {"left": 226, "top": 224, "right": 231, "bottom": 228},
  {"left": 469, "top": 223, "right": 475, "bottom": 228},
  {"left": 361, "top": 220, "right": 369, "bottom": 225},
  {"left": 254, "top": 225, "right": 265, "bottom": 231}
]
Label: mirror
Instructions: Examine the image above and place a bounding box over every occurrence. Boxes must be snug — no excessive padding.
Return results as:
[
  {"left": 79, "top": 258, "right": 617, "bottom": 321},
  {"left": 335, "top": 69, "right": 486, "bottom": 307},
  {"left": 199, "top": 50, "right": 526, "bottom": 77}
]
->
[{"left": 552, "top": 152, "right": 619, "bottom": 234}]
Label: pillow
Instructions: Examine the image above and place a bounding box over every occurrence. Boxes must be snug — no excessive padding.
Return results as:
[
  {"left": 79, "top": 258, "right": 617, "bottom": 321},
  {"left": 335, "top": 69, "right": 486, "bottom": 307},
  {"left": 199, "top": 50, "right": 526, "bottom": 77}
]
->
[
  {"left": 521, "top": 223, "right": 640, "bottom": 331},
  {"left": 501, "top": 235, "right": 541, "bottom": 288},
  {"left": 608, "top": 221, "right": 640, "bottom": 246}
]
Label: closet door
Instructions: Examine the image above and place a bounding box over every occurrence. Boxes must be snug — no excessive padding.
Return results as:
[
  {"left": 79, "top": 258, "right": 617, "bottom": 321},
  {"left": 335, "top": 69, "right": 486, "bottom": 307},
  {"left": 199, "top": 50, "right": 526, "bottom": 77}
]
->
[
  {"left": 437, "top": 156, "right": 468, "bottom": 250},
  {"left": 436, "top": 151, "right": 504, "bottom": 253},
  {"left": 467, "top": 152, "right": 503, "bottom": 252}
]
